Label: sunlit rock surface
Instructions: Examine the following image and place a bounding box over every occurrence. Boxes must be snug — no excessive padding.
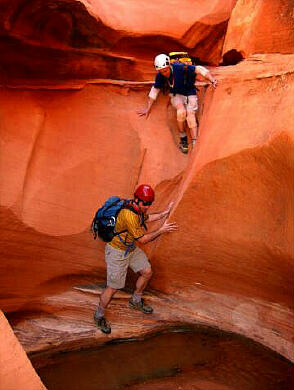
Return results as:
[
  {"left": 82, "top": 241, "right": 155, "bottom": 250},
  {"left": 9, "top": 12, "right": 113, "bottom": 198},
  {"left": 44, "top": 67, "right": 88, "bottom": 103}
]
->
[
  {"left": 222, "top": 0, "right": 294, "bottom": 63},
  {"left": 152, "top": 54, "right": 294, "bottom": 307},
  {"left": 0, "top": 82, "right": 187, "bottom": 312},
  {"left": 0, "top": 0, "right": 293, "bottom": 388}
]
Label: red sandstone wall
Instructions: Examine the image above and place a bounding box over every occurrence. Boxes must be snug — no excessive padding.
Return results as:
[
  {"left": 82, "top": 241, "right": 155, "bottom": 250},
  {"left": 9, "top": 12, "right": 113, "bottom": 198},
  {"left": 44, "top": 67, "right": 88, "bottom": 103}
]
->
[
  {"left": 0, "top": 311, "right": 46, "bottom": 389},
  {"left": 222, "top": 0, "right": 294, "bottom": 60},
  {"left": 0, "top": 0, "right": 293, "bottom": 344},
  {"left": 0, "top": 84, "right": 186, "bottom": 312},
  {"left": 0, "top": 0, "right": 237, "bottom": 83},
  {"left": 151, "top": 55, "right": 294, "bottom": 309}
]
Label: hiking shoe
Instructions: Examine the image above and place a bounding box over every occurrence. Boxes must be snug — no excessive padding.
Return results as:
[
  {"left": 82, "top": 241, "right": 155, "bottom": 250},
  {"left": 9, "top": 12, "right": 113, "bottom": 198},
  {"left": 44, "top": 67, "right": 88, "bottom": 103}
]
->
[
  {"left": 129, "top": 298, "right": 153, "bottom": 314},
  {"left": 179, "top": 143, "right": 188, "bottom": 154},
  {"left": 93, "top": 313, "right": 111, "bottom": 334},
  {"left": 179, "top": 136, "right": 188, "bottom": 154}
]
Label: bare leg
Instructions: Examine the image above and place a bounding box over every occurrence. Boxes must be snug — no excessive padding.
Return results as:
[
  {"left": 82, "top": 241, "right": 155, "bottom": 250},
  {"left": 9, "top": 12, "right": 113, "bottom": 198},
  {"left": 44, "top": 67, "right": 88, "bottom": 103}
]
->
[
  {"left": 134, "top": 268, "right": 153, "bottom": 295},
  {"left": 94, "top": 286, "right": 117, "bottom": 333},
  {"left": 130, "top": 268, "right": 154, "bottom": 314},
  {"left": 175, "top": 104, "right": 187, "bottom": 135},
  {"left": 189, "top": 126, "right": 197, "bottom": 143},
  {"left": 187, "top": 96, "right": 198, "bottom": 145},
  {"left": 99, "top": 286, "right": 117, "bottom": 310},
  {"left": 177, "top": 118, "right": 185, "bottom": 134},
  {"left": 171, "top": 97, "right": 188, "bottom": 152}
]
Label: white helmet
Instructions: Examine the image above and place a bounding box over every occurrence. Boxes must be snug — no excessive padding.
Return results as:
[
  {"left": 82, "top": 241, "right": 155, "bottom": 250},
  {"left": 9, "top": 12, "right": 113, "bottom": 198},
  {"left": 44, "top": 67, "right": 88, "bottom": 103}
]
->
[{"left": 154, "top": 54, "right": 170, "bottom": 70}]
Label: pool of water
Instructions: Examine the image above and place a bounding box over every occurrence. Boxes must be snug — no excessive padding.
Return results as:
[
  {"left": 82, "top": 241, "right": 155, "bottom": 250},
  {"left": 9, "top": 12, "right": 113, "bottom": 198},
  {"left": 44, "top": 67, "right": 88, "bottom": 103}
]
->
[{"left": 35, "top": 326, "right": 293, "bottom": 390}]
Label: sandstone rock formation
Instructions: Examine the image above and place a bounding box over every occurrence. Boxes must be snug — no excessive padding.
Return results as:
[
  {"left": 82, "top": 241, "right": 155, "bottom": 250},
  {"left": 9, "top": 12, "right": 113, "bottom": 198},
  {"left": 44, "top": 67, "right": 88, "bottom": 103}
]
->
[
  {"left": 153, "top": 54, "right": 294, "bottom": 307},
  {"left": 0, "top": 0, "right": 293, "bottom": 388},
  {"left": 0, "top": 0, "right": 237, "bottom": 82},
  {"left": 222, "top": 0, "right": 294, "bottom": 64},
  {"left": 0, "top": 311, "right": 46, "bottom": 390},
  {"left": 0, "top": 82, "right": 187, "bottom": 313}
]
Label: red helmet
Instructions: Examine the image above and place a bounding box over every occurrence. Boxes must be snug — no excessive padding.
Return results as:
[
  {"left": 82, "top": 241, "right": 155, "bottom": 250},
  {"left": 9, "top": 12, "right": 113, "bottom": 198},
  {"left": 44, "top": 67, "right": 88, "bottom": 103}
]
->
[{"left": 134, "top": 184, "right": 155, "bottom": 202}]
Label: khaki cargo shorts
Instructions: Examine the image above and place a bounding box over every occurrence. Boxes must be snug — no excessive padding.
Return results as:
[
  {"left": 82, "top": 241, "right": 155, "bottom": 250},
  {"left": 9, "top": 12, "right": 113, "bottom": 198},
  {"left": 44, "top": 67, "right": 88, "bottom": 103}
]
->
[
  {"left": 170, "top": 94, "right": 198, "bottom": 111},
  {"left": 105, "top": 244, "right": 151, "bottom": 289}
]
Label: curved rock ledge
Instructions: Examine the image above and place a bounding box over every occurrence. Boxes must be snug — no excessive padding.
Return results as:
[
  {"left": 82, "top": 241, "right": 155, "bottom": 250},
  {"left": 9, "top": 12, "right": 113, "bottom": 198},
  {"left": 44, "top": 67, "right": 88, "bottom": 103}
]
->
[
  {"left": 34, "top": 314, "right": 293, "bottom": 390},
  {"left": 9, "top": 284, "right": 293, "bottom": 365}
]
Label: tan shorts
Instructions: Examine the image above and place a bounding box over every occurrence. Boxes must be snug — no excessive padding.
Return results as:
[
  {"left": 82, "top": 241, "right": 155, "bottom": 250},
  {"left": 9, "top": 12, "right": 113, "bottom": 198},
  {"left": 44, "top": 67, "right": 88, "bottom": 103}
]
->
[
  {"left": 170, "top": 94, "right": 198, "bottom": 111},
  {"left": 105, "top": 244, "right": 151, "bottom": 289}
]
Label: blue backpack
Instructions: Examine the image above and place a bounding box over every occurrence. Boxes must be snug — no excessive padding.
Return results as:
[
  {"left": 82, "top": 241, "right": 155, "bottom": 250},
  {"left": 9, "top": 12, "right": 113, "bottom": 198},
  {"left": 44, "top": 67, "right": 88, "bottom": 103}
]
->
[{"left": 91, "top": 196, "right": 131, "bottom": 242}]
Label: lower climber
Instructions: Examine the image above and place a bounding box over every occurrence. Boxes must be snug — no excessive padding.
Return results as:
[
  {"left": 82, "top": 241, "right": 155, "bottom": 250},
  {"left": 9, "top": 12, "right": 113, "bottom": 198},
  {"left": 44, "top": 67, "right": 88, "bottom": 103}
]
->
[{"left": 94, "top": 184, "right": 178, "bottom": 334}]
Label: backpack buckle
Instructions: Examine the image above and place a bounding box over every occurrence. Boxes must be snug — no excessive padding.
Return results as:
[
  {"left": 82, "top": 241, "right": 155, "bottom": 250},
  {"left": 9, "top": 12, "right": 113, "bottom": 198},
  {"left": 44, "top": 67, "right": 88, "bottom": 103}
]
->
[{"left": 107, "top": 216, "right": 116, "bottom": 227}]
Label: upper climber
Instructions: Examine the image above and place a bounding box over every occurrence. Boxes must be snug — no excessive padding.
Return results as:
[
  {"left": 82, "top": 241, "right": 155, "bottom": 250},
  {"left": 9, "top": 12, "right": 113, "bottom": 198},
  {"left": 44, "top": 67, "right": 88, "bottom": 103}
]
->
[{"left": 138, "top": 53, "right": 218, "bottom": 153}]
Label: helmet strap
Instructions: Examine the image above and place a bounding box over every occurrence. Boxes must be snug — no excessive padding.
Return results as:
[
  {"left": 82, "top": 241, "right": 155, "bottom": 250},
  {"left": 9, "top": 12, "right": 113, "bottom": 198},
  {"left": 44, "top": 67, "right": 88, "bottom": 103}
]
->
[{"left": 130, "top": 199, "right": 141, "bottom": 213}]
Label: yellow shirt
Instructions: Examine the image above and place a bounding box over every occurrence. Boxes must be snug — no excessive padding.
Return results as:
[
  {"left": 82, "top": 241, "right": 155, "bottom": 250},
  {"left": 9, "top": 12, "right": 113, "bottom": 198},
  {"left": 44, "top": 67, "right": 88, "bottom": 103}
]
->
[{"left": 110, "top": 209, "right": 146, "bottom": 251}]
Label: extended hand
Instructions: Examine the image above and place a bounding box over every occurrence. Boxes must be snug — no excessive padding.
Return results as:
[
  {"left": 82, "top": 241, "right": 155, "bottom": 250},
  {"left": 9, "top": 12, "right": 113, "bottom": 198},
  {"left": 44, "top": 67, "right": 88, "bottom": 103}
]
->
[
  {"left": 160, "top": 221, "right": 178, "bottom": 234},
  {"left": 211, "top": 79, "right": 218, "bottom": 89},
  {"left": 137, "top": 107, "right": 150, "bottom": 118},
  {"left": 163, "top": 201, "right": 174, "bottom": 219}
]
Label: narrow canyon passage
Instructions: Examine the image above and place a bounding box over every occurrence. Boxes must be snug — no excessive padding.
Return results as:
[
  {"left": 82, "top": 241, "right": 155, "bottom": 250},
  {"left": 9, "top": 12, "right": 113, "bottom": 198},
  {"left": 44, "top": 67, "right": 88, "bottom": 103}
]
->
[{"left": 0, "top": 1, "right": 293, "bottom": 389}]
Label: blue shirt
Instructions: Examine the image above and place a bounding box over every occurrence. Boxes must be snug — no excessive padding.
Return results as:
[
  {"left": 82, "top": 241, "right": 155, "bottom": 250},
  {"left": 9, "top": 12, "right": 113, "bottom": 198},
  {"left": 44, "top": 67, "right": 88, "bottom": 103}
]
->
[{"left": 154, "top": 63, "right": 197, "bottom": 96}]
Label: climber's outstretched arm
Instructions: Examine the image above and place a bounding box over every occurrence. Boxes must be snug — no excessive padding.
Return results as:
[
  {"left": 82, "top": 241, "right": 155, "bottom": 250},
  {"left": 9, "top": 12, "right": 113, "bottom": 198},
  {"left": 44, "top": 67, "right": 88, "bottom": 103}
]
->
[
  {"left": 147, "top": 201, "right": 174, "bottom": 222},
  {"left": 137, "top": 87, "right": 160, "bottom": 118},
  {"left": 195, "top": 66, "right": 218, "bottom": 88}
]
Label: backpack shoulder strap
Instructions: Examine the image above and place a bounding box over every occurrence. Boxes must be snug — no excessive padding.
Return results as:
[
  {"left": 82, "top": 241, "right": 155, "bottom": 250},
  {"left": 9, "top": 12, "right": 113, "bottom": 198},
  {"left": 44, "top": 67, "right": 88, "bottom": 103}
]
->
[
  {"left": 122, "top": 201, "right": 147, "bottom": 230},
  {"left": 123, "top": 201, "right": 139, "bottom": 215}
]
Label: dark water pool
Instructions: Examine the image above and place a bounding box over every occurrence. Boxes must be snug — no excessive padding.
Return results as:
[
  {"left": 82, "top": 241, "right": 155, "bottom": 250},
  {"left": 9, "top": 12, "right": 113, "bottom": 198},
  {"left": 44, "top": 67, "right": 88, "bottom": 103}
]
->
[{"left": 34, "top": 327, "right": 293, "bottom": 390}]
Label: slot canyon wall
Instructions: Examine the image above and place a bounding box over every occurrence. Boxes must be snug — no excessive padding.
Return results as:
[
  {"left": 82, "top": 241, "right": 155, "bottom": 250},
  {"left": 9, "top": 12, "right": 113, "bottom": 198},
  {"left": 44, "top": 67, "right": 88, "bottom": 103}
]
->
[
  {"left": 0, "top": 0, "right": 293, "bottom": 388},
  {"left": 0, "top": 311, "right": 45, "bottom": 390}
]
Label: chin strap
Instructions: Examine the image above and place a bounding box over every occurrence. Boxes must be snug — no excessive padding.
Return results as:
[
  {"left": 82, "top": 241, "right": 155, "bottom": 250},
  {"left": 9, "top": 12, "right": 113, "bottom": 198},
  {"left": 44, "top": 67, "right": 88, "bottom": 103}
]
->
[
  {"left": 130, "top": 199, "right": 140, "bottom": 212},
  {"left": 127, "top": 200, "right": 147, "bottom": 230}
]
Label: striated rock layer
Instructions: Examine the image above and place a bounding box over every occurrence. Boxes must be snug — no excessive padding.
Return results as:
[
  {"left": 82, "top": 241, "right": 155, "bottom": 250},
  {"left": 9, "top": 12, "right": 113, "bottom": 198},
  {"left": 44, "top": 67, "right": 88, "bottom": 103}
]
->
[{"left": 0, "top": 0, "right": 237, "bottom": 82}]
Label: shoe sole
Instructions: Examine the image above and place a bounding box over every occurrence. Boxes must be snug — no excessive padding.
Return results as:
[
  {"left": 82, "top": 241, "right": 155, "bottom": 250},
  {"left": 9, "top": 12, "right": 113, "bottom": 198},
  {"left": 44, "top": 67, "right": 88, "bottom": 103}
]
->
[
  {"left": 94, "top": 319, "right": 111, "bottom": 334},
  {"left": 179, "top": 146, "right": 188, "bottom": 154},
  {"left": 95, "top": 325, "right": 111, "bottom": 334}
]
